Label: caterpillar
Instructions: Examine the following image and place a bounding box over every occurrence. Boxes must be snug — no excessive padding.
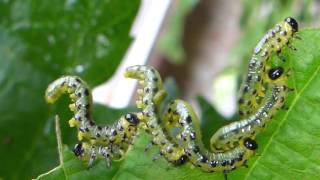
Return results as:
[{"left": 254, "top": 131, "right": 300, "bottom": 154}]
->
[
  {"left": 44, "top": 17, "right": 298, "bottom": 177},
  {"left": 125, "top": 65, "right": 259, "bottom": 174},
  {"left": 45, "top": 76, "right": 140, "bottom": 167},
  {"left": 238, "top": 17, "right": 298, "bottom": 118},
  {"left": 210, "top": 67, "right": 289, "bottom": 151},
  {"left": 124, "top": 66, "right": 188, "bottom": 165}
]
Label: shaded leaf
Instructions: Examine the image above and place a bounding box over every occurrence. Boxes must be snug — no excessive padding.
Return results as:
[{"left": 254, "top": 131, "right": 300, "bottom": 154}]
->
[{"left": 0, "top": 0, "right": 139, "bottom": 179}]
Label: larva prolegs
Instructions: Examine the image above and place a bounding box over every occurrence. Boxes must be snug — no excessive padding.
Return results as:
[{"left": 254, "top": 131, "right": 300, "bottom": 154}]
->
[
  {"left": 163, "top": 99, "right": 258, "bottom": 173},
  {"left": 45, "top": 76, "right": 141, "bottom": 168},
  {"left": 238, "top": 17, "right": 298, "bottom": 118},
  {"left": 125, "top": 65, "right": 188, "bottom": 165},
  {"left": 126, "top": 65, "right": 258, "bottom": 173}
]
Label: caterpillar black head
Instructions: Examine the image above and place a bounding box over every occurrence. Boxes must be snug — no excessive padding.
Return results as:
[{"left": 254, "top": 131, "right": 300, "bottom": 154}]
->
[
  {"left": 173, "top": 155, "right": 188, "bottom": 166},
  {"left": 244, "top": 138, "right": 258, "bottom": 150},
  {"left": 124, "top": 113, "right": 140, "bottom": 125},
  {"left": 285, "top": 17, "right": 298, "bottom": 32},
  {"left": 268, "top": 67, "right": 284, "bottom": 80},
  {"left": 73, "top": 143, "right": 85, "bottom": 157}
]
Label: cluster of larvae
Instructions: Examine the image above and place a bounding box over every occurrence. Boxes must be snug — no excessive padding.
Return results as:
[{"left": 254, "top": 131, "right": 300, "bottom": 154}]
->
[{"left": 45, "top": 17, "right": 298, "bottom": 177}]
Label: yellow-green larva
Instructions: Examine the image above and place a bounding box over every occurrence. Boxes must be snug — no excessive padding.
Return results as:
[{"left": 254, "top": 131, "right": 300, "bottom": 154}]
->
[
  {"left": 44, "top": 17, "right": 299, "bottom": 177},
  {"left": 238, "top": 17, "right": 298, "bottom": 118},
  {"left": 45, "top": 76, "right": 140, "bottom": 167},
  {"left": 125, "top": 66, "right": 188, "bottom": 165},
  {"left": 125, "top": 65, "right": 258, "bottom": 174},
  {"left": 210, "top": 68, "right": 289, "bottom": 151}
]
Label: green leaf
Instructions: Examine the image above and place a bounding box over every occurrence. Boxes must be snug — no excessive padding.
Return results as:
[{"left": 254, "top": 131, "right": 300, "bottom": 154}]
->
[
  {"left": 231, "top": 29, "right": 320, "bottom": 180},
  {"left": 0, "top": 1, "right": 139, "bottom": 179},
  {"left": 197, "top": 96, "right": 230, "bottom": 149},
  {"left": 37, "top": 29, "right": 320, "bottom": 180}
]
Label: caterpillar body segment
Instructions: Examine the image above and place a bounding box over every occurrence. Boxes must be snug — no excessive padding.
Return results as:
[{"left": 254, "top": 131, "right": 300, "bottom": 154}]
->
[
  {"left": 163, "top": 100, "right": 257, "bottom": 172},
  {"left": 125, "top": 65, "right": 187, "bottom": 165},
  {"left": 45, "top": 76, "right": 140, "bottom": 167},
  {"left": 238, "top": 17, "right": 298, "bottom": 118},
  {"left": 126, "top": 65, "right": 258, "bottom": 173}
]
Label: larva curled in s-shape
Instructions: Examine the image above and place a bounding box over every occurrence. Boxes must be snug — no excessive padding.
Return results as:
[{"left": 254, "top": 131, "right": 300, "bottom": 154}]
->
[
  {"left": 210, "top": 66, "right": 289, "bottom": 151},
  {"left": 125, "top": 65, "right": 259, "bottom": 175},
  {"left": 45, "top": 76, "right": 140, "bottom": 168},
  {"left": 238, "top": 17, "right": 298, "bottom": 118},
  {"left": 124, "top": 66, "right": 188, "bottom": 165}
]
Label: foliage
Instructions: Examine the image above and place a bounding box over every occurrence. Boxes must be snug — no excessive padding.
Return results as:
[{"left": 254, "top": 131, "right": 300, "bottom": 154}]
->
[
  {"left": 37, "top": 29, "right": 320, "bottom": 179},
  {"left": 0, "top": 0, "right": 139, "bottom": 179}
]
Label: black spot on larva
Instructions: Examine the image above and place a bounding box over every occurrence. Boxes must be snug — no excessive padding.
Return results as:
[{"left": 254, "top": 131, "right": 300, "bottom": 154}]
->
[
  {"left": 73, "top": 143, "right": 84, "bottom": 157},
  {"left": 152, "top": 77, "right": 158, "bottom": 82},
  {"left": 190, "top": 132, "right": 196, "bottom": 140},
  {"left": 85, "top": 104, "right": 90, "bottom": 109},
  {"left": 75, "top": 115, "right": 82, "bottom": 121},
  {"left": 228, "top": 159, "right": 235, "bottom": 166},
  {"left": 76, "top": 104, "right": 82, "bottom": 110},
  {"left": 186, "top": 116, "right": 192, "bottom": 124},
  {"left": 257, "top": 75, "right": 261, "bottom": 82},
  {"left": 252, "top": 89, "right": 257, "bottom": 95},
  {"left": 112, "top": 130, "right": 117, "bottom": 136},
  {"left": 89, "top": 121, "right": 95, "bottom": 126},
  {"left": 238, "top": 98, "right": 245, "bottom": 104},
  {"left": 277, "top": 38, "right": 281, "bottom": 43},
  {"left": 85, "top": 113, "right": 90, "bottom": 119},
  {"left": 285, "top": 17, "right": 298, "bottom": 32},
  {"left": 97, "top": 126, "right": 102, "bottom": 130},
  {"left": 152, "top": 88, "right": 158, "bottom": 93},
  {"left": 145, "top": 88, "right": 150, "bottom": 93},
  {"left": 85, "top": 127, "right": 90, "bottom": 132},
  {"left": 237, "top": 154, "right": 243, "bottom": 161},
  {"left": 244, "top": 138, "right": 258, "bottom": 150},
  {"left": 243, "top": 86, "right": 249, "bottom": 93},
  {"left": 96, "top": 133, "right": 101, "bottom": 137},
  {"left": 84, "top": 89, "right": 89, "bottom": 96},
  {"left": 173, "top": 155, "right": 188, "bottom": 166},
  {"left": 239, "top": 111, "right": 244, "bottom": 116},
  {"left": 247, "top": 74, "right": 253, "bottom": 82},
  {"left": 76, "top": 92, "right": 81, "bottom": 97},
  {"left": 210, "top": 160, "right": 218, "bottom": 167},
  {"left": 167, "top": 108, "right": 172, "bottom": 113},
  {"left": 125, "top": 113, "right": 140, "bottom": 125},
  {"left": 268, "top": 67, "right": 284, "bottom": 80},
  {"left": 221, "top": 161, "right": 227, "bottom": 166},
  {"left": 192, "top": 146, "right": 200, "bottom": 153},
  {"left": 199, "top": 155, "right": 208, "bottom": 163},
  {"left": 75, "top": 78, "right": 82, "bottom": 83}
]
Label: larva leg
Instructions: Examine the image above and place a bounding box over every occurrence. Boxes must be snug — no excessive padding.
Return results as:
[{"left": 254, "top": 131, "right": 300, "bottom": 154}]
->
[
  {"left": 238, "top": 17, "right": 298, "bottom": 118},
  {"left": 99, "top": 146, "right": 112, "bottom": 168},
  {"left": 126, "top": 65, "right": 258, "bottom": 173},
  {"left": 211, "top": 66, "right": 289, "bottom": 151},
  {"left": 88, "top": 145, "right": 97, "bottom": 168},
  {"left": 163, "top": 99, "right": 258, "bottom": 172},
  {"left": 46, "top": 76, "right": 141, "bottom": 168},
  {"left": 125, "top": 65, "right": 188, "bottom": 165}
]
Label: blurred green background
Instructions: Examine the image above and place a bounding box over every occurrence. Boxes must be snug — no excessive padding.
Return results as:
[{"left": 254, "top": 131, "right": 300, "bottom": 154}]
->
[{"left": 0, "top": 0, "right": 319, "bottom": 179}]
